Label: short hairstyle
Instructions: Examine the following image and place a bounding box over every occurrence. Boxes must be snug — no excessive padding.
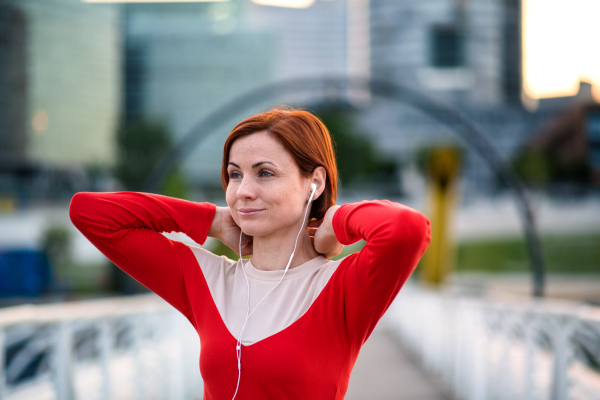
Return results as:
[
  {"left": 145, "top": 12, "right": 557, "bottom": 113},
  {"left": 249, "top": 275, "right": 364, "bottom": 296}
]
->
[{"left": 221, "top": 105, "right": 338, "bottom": 220}]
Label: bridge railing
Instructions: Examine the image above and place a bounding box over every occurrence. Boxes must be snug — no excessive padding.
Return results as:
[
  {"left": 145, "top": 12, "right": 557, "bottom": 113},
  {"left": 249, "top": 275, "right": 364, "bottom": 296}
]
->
[
  {"left": 0, "top": 294, "right": 202, "bottom": 400},
  {"left": 386, "top": 283, "right": 600, "bottom": 400}
]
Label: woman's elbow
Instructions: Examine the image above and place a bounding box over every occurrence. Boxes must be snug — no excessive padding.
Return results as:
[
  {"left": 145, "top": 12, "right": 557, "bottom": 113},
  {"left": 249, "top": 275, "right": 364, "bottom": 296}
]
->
[
  {"left": 69, "top": 192, "right": 94, "bottom": 228},
  {"left": 391, "top": 206, "right": 432, "bottom": 249}
]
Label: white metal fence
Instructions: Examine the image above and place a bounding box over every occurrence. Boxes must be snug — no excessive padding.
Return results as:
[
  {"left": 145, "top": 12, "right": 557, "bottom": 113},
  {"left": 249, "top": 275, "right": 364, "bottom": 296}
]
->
[
  {"left": 386, "top": 283, "right": 600, "bottom": 400},
  {"left": 4, "top": 285, "right": 600, "bottom": 400},
  {"left": 0, "top": 294, "right": 202, "bottom": 400}
]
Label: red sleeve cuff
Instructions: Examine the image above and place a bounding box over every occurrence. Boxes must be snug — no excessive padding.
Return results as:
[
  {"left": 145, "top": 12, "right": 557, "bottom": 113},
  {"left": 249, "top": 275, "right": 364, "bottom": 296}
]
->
[
  {"left": 189, "top": 202, "right": 217, "bottom": 245},
  {"left": 331, "top": 203, "right": 362, "bottom": 246}
]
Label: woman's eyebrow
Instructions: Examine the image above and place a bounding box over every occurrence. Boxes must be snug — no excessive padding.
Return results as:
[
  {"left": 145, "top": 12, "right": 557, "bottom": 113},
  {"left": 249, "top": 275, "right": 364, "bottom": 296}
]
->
[
  {"left": 252, "top": 161, "right": 277, "bottom": 168},
  {"left": 228, "top": 161, "right": 277, "bottom": 168}
]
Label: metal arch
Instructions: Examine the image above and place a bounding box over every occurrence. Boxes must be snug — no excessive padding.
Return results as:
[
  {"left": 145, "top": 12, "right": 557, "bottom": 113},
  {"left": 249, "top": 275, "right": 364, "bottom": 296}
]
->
[{"left": 143, "top": 76, "right": 545, "bottom": 297}]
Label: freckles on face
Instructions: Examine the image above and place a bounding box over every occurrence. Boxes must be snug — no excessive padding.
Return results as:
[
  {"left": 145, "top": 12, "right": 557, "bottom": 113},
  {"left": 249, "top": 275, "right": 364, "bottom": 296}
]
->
[{"left": 225, "top": 131, "right": 308, "bottom": 236}]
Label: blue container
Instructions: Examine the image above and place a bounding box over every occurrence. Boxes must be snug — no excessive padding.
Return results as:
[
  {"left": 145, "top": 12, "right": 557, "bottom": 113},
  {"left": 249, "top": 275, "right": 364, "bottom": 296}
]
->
[{"left": 0, "top": 249, "right": 53, "bottom": 297}]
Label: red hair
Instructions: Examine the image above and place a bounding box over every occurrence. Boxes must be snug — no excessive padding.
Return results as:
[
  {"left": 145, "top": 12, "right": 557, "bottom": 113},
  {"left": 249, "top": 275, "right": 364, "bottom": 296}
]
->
[{"left": 221, "top": 105, "right": 338, "bottom": 220}]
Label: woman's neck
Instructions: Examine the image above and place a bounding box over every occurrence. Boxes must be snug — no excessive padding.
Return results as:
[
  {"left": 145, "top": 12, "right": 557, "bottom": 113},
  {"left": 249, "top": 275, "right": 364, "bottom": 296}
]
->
[{"left": 250, "top": 227, "right": 319, "bottom": 272}]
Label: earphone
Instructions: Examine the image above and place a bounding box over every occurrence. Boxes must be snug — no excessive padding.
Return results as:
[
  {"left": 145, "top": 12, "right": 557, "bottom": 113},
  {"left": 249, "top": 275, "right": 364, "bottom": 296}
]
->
[
  {"left": 231, "top": 182, "right": 317, "bottom": 400},
  {"left": 309, "top": 182, "right": 317, "bottom": 202}
]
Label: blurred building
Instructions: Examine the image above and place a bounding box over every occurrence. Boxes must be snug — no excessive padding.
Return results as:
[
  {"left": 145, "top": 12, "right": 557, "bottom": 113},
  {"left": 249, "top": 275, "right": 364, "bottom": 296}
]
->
[
  {"left": 245, "top": 0, "right": 348, "bottom": 81},
  {"left": 0, "top": 0, "right": 121, "bottom": 202},
  {"left": 122, "top": 0, "right": 348, "bottom": 188},
  {"left": 1, "top": 0, "right": 121, "bottom": 167},
  {"left": 0, "top": 4, "right": 28, "bottom": 169},
  {"left": 357, "top": 0, "right": 566, "bottom": 197},
  {"left": 122, "top": 1, "right": 272, "bottom": 187},
  {"left": 370, "top": 0, "right": 521, "bottom": 106}
]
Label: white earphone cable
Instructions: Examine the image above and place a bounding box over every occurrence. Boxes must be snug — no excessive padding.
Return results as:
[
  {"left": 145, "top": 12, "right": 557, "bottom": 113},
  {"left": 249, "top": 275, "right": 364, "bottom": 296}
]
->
[{"left": 231, "top": 185, "right": 316, "bottom": 400}]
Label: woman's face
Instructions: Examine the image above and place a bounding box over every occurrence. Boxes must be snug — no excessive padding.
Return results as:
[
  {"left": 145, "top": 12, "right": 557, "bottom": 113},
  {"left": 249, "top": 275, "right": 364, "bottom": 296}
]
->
[{"left": 226, "top": 131, "right": 314, "bottom": 238}]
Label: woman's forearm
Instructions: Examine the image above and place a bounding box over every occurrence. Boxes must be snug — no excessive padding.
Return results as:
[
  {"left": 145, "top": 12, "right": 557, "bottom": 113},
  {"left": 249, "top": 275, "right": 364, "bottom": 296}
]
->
[{"left": 69, "top": 191, "right": 216, "bottom": 245}]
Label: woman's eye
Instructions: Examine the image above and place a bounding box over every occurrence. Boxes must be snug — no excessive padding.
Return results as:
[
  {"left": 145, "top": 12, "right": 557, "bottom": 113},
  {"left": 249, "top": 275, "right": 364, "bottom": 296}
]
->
[
  {"left": 229, "top": 171, "right": 241, "bottom": 179},
  {"left": 259, "top": 170, "right": 274, "bottom": 178}
]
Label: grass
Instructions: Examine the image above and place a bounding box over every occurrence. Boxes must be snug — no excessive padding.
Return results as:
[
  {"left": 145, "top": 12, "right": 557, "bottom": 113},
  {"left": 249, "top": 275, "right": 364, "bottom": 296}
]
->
[
  {"left": 454, "top": 233, "right": 600, "bottom": 274},
  {"left": 330, "top": 233, "right": 600, "bottom": 274}
]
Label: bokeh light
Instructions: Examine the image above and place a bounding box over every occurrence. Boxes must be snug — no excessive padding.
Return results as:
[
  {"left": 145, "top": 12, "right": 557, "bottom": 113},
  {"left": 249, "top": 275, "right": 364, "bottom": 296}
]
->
[{"left": 31, "top": 109, "right": 49, "bottom": 134}]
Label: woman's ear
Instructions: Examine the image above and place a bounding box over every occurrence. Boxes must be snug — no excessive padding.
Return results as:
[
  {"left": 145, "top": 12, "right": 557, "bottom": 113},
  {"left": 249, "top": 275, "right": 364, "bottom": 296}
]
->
[{"left": 310, "top": 166, "right": 327, "bottom": 201}]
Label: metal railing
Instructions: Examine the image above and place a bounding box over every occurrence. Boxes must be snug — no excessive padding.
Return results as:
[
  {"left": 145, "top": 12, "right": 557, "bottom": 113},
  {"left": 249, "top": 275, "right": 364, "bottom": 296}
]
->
[
  {"left": 386, "top": 283, "right": 600, "bottom": 400},
  {"left": 0, "top": 294, "right": 202, "bottom": 400},
  {"left": 4, "top": 284, "right": 600, "bottom": 400}
]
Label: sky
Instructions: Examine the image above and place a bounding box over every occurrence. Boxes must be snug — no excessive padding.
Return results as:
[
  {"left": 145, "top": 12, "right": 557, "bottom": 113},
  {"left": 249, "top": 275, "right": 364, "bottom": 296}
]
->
[{"left": 523, "top": 0, "right": 600, "bottom": 100}]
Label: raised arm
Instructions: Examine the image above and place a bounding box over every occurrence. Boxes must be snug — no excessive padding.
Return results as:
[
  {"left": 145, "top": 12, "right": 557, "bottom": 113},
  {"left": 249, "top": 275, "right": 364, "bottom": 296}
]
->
[
  {"left": 69, "top": 191, "right": 217, "bottom": 324},
  {"left": 331, "top": 200, "right": 431, "bottom": 345}
]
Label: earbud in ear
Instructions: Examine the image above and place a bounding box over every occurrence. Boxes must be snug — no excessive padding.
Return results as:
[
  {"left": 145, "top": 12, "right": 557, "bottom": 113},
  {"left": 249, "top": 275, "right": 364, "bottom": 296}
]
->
[{"left": 308, "top": 183, "right": 317, "bottom": 204}]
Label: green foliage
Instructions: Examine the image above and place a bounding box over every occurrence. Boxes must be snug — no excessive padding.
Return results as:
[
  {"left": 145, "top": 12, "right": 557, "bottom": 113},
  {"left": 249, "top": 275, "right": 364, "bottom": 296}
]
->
[
  {"left": 311, "top": 104, "right": 398, "bottom": 186},
  {"left": 115, "top": 119, "right": 169, "bottom": 191},
  {"left": 42, "top": 226, "right": 71, "bottom": 268},
  {"left": 512, "top": 149, "right": 552, "bottom": 188},
  {"left": 114, "top": 118, "right": 189, "bottom": 197},
  {"left": 42, "top": 226, "right": 72, "bottom": 289},
  {"left": 511, "top": 147, "right": 592, "bottom": 188},
  {"left": 162, "top": 168, "right": 189, "bottom": 199}
]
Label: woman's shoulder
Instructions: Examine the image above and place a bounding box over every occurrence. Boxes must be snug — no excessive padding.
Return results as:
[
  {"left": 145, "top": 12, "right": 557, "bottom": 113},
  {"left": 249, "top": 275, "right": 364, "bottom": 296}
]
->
[{"left": 185, "top": 242, "right": 237, "bottom": 267}]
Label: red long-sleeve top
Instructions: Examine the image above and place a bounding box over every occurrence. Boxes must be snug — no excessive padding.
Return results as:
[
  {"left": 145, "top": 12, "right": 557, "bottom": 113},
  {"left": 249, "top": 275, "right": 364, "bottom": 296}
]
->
[{"left": 69, "top": 192, "right": 431, "bottom": 399}]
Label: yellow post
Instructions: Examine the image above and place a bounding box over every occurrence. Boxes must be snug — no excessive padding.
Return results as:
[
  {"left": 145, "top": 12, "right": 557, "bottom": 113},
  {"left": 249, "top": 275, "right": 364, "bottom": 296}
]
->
[
  {"left": 420, "top": 145, "right": 461, "bottom": 286},
  {"left": 0, "top": 196, "right": 16, "bottom": 212}
]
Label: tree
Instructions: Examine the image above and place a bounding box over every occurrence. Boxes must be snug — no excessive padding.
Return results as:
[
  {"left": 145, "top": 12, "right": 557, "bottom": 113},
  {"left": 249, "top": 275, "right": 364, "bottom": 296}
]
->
[
  {"left": 509, "top": 147, "right": 591, "bottom": 191},
  {"left": 114, "top": 118, "right": 188, "bottom": 198},
  {"left": 311, "top": 103, "right": 398, "bottom": 187}
]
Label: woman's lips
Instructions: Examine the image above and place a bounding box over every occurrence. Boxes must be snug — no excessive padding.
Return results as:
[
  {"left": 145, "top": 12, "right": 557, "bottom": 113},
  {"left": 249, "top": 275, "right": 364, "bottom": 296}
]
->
[{"left": 238, "top": 208, "right": 264, "bottom": 217}]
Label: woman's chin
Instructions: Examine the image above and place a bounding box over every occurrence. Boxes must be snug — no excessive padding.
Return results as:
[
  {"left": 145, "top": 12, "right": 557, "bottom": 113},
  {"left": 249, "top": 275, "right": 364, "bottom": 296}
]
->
[{"left": 239, "top": 222, "right": 269, "bottom": 238}]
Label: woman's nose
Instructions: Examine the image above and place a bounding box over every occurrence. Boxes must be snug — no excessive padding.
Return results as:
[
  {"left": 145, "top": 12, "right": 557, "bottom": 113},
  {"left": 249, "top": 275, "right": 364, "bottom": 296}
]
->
[{"left": 236, "top": 176, "right": 257, "bottom": 200}]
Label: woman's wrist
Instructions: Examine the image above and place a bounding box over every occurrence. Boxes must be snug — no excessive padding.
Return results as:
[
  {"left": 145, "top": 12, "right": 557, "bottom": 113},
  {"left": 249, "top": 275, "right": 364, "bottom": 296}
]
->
[
  {"left": 208, "top": 206, "right": 223, "bottom": 240},
  {"left": 322, "top": 205, "right": 341, "bottom": 237},
  {"left": 314, "top": 205, "right": 343, "bottom": 258}
]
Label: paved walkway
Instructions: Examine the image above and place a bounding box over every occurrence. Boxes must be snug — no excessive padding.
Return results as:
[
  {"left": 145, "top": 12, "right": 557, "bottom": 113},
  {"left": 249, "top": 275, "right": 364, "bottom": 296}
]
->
[{"left": 345, "top": 328, "right": 447, "bottom": 400}]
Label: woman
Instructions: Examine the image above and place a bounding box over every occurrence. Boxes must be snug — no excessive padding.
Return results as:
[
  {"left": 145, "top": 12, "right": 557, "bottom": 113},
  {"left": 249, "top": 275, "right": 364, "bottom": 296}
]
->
[{"left": 69, "top": 105, "right": 431, "bottom": 400}]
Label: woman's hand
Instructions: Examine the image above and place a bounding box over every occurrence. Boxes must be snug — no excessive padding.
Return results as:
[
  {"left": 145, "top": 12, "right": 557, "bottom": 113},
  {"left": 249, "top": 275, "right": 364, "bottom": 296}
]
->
[
  {"left": 208, "top": 207, "right": 253, "bottom": 257},
  {"left": 309, "top": 205, "right": 343, "bottom": 259}
]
